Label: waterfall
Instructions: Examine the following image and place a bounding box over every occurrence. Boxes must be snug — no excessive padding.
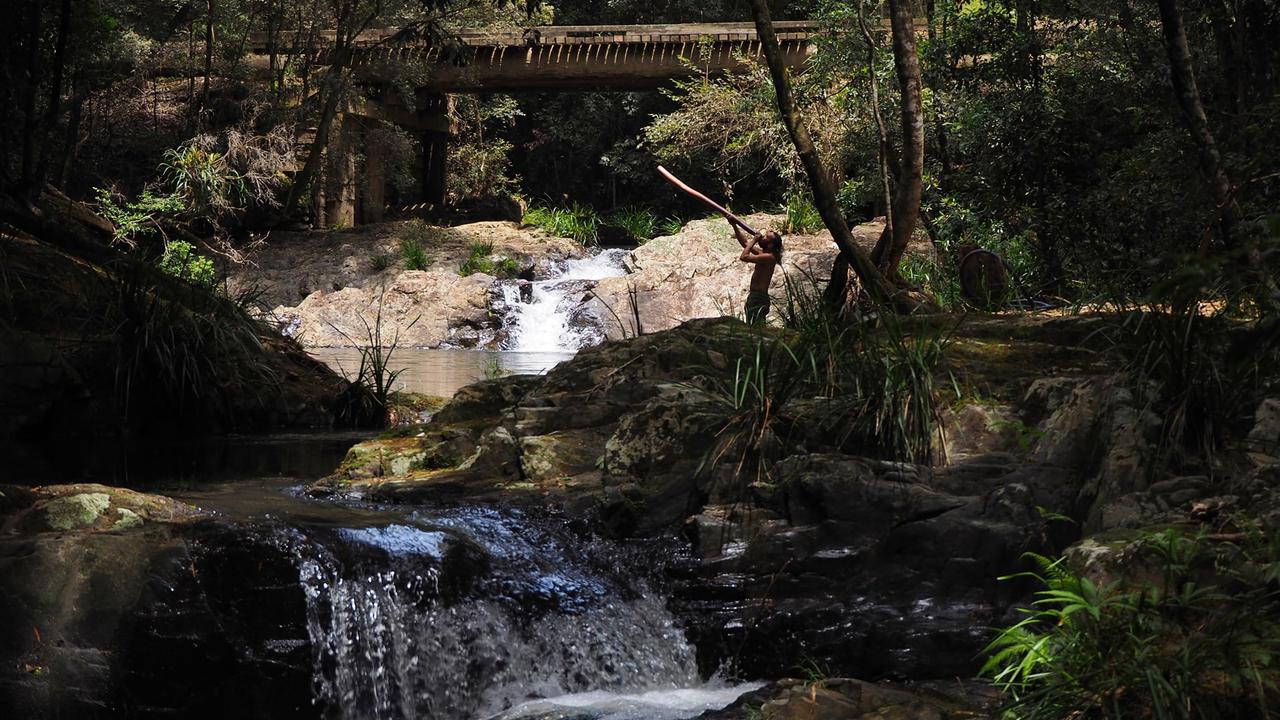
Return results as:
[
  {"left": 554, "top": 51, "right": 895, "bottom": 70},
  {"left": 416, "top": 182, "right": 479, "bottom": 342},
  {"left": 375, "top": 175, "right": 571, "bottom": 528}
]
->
[
  {"left": 500, "top": 249, "right": 629, "bottom": 353},
  {"left": 298, "top": 508, "right": 702, "bottom": 720}
]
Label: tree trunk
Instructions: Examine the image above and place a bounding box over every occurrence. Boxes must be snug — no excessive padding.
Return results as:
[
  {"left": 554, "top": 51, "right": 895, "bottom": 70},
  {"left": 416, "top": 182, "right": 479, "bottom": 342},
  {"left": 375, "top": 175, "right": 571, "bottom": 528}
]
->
[
  {"left": 748, "top": 0, "right": 894, "bottom": 306},
  {"left": 58, "top": 84, "right": 86, "bottom": 190},
  {"left": 1156, "top": 0, "right": 1240, "bottom": 253},
  {"left": 874, "top": 0, "right": 926, "bottom": 276},
  {"left": 859, "top": 2, "right": 895, "bottom": 266},
  {"left": 284, "top": 68, "right": 346, "bottom": 219},
  {"left": 17, "top": 0, "right": 44, "bottom": 197},
  {"left": 200, "top": 0, "right": 215, "bottom": 120},
  {"left": 33, "top": 0, "right": 73, "bottom": 194}
]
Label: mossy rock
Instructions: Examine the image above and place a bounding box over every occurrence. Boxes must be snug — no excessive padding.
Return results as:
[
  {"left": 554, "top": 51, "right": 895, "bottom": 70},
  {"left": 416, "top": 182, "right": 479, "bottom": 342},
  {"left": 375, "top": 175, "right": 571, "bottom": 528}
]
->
[
  {"left": 518, "top": 429, "right": 606, "bottom": 483},
  {"left": 1, "top": 484, "right": 205, "bottom": 534}
]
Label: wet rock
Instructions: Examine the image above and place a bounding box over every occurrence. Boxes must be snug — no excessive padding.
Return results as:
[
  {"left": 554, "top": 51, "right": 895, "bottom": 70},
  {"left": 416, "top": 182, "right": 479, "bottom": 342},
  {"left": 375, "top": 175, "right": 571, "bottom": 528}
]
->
[
  {"left": 0, "top": 486, "right": 313, "bottom": 720},
  {"left": 700, "top": 678, "right": 994, "bottom": 720}
]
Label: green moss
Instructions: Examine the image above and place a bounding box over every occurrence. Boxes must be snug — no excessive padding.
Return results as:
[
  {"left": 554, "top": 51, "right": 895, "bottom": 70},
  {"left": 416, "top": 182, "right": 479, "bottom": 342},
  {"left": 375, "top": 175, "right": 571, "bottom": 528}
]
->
[
  {"left": 111, "top": 507, "right": 144, "bottom": 530},
  {"left": 45, "top": 493, "right": 111, "bottom": 530}
]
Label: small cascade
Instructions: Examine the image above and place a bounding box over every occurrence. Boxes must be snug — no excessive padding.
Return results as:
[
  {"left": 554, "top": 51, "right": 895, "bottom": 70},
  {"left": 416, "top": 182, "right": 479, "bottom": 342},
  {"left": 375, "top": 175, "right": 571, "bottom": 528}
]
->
[
  {"left": 297, "top": 507, "right": 701, "bottom": 720},
  {"left": 500, "top": 249, "right": 629, "bottom": 353}
]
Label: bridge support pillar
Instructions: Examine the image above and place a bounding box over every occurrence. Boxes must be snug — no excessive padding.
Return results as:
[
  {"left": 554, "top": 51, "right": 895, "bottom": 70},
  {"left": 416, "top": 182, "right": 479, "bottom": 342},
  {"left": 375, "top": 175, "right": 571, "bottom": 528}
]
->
[
  {"left": 417, "top": 92, "right": 453, "bottom": 207},
  {"left": 325, "top": 112, "right": 359, "bottom": 228},
  {"left": 422, "top": 131, "right": 448, "bottom": 207},
  {"left": 361, "top": 117, "right": 386, "bottom": 223}
]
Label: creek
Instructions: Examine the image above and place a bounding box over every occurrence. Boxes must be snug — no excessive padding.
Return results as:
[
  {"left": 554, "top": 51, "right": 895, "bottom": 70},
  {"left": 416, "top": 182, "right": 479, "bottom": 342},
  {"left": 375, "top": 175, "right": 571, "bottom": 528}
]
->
[
  {"left": 10, "top": 241, "right": 761, "bottom": 717},
  {"left": 162, "top": 468, "right": 757, "bottom": 719},
  {"left": 309, "top": 248, "right": 630, "bottom": 396}
]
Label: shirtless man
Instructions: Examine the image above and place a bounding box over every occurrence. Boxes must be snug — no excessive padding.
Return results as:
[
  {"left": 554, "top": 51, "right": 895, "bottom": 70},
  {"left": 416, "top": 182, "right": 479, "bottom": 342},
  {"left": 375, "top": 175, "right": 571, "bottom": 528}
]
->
[{"left": 732, "top": 222, "right": 783, "bottom": 325}]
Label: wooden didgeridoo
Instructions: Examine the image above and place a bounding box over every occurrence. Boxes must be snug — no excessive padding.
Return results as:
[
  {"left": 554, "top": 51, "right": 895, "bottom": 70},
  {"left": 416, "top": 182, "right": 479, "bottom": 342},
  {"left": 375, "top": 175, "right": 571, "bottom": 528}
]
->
[{"left": 657, "top": 165, "right": 760, "bottom": 237}]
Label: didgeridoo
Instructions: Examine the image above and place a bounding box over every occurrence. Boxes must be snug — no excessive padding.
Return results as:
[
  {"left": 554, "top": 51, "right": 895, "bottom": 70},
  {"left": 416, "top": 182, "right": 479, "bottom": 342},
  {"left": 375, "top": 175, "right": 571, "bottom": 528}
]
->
[{"left": 657, "top": 165, "right": 759, "bottom": 236}]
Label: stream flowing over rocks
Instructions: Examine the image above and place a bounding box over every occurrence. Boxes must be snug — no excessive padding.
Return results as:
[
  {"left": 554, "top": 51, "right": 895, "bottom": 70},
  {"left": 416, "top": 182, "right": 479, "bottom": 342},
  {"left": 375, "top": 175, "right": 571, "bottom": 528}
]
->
[{"left": 228, "top": 214, "right": 907, "bottom": 351}]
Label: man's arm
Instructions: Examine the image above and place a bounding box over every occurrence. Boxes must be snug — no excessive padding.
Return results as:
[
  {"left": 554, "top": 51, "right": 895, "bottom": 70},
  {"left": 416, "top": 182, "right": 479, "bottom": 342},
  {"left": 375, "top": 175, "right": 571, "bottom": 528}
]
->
[
  {"left": 741, "top": 240, "right": 767, "bottom": 262},
  {"left": 730, "top": 220, "right": 756, "bottom": 249}
]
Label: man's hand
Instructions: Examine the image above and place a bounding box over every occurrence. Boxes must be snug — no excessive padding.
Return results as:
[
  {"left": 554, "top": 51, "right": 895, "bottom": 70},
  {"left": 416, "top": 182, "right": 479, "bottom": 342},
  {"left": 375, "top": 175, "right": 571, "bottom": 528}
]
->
[{"left": 730, "top": 219, "right": 754, "bottom": 249}]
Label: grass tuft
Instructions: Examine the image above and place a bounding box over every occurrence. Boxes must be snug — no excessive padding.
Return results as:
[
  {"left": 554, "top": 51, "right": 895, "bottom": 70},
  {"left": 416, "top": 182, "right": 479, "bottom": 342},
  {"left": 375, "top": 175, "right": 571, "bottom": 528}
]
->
[{"left": 523, "top": 202, "right": 602, "bottom": 244}]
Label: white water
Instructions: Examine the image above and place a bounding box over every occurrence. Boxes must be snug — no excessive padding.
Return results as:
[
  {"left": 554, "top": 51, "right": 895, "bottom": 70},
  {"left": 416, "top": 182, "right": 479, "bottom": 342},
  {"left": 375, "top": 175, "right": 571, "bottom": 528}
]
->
[
  {"left": 297, "top": 509, "right": 735, "bottom": 720},
  {"left": 490, "top": 684, "right": 764, "bottom": 720},
  {"left": 502, "top": 249, "right": 629, "bottom": 353}
]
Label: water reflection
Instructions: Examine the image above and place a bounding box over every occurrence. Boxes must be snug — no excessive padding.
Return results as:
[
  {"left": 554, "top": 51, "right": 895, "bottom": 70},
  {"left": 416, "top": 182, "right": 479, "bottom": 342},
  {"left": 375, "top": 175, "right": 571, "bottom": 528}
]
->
[{"left": 310, "top": 347, "right": 575, "bottom": 398}]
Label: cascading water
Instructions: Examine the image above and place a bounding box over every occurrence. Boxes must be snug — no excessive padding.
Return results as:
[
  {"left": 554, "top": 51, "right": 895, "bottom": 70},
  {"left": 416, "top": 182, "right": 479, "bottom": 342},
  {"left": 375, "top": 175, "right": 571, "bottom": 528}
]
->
[
  {"left": 500, "top": 249, "right": 629, "bottom": 353},
  {"left": 295, "top": 505, "right": 736, "bottom": 720}
]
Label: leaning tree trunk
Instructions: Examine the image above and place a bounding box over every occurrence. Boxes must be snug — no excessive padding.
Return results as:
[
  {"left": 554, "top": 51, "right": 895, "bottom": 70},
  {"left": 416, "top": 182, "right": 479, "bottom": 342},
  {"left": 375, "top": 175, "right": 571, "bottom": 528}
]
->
[
  {"left": 1155, "top": 0, "right": 1240, "bottom": 256},
  {"left": 871, "top": 0, "right": 926, "bottom": 277},
  {"left": 748, "top": 0, "right": 894, "bottom": 306}
]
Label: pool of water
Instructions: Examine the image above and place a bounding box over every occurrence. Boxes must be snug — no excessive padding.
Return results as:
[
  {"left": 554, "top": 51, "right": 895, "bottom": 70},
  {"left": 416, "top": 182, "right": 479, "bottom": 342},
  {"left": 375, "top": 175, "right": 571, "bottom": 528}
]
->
[{"left": 310, "top": 347, "right": 575, "bottom": 398}]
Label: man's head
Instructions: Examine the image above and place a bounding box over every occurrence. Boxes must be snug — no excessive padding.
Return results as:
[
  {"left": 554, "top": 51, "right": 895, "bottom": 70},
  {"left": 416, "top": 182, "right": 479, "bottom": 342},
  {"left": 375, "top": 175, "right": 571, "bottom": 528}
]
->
[{"left": 759, "top": 230, "right": 783, "bottom": 256}]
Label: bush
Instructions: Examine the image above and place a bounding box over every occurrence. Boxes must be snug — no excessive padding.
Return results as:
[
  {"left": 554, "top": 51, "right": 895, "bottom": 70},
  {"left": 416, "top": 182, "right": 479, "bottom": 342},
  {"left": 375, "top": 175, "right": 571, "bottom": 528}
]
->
[
  {"left": 899, "top": 254, "right": 964, "bottom": 310},
  {"left": 659, "top": 216, "right": 685, "bottom": 236},
  {"left": 983, "top": 531, "right": 1280, "bottom": 719},
  {"left": 776, "top": 271, "right": 953, "bottom": 464},
  {"left": 95, "top": 188, "right": 185, "bottom": 245},
  {"left": 158, "top": 240, "right": 217, "bottom": 288},
  {"left": 1095, "top": 265, "right": 1280, "bottom": 472}
]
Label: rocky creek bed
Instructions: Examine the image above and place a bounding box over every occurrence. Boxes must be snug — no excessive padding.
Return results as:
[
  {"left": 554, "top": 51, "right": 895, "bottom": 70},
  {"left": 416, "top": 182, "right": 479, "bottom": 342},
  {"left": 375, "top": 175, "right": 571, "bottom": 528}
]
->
[
  {"left": 3, "top": 313, "right": 1279, "bottom": 719},
  {"left": 228, "top": 213, "right": 909, "bottom": 351}
]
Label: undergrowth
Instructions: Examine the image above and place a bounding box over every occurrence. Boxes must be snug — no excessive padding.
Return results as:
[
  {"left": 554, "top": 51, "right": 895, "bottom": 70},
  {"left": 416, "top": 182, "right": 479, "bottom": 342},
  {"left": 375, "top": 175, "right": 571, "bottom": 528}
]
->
[
  {"left": 1094, "top": 256, "right": 1280, "bottom": 475},
  {"left": 983, "top": 528, "right": 1280, "bottom": 719},
  {"left": 696, "top": 272, "right": 953, "bottom": 486},
  {"left": 109, "top": 261, "right": 279, "bottom": 426},
  {"left": 326, "top": 294, "right": 418, "bottom": 427}
]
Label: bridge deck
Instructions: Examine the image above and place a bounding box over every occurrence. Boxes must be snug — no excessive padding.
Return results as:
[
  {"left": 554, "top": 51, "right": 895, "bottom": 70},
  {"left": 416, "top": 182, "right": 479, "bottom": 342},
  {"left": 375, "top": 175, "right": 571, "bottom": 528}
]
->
[{"left": 248, "top": 21, "right": 819, "bottom": 52}]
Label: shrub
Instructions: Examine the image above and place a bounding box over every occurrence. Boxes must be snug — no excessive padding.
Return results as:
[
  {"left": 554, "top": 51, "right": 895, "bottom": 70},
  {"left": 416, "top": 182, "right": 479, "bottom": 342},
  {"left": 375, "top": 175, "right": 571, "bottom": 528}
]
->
[
  {"left": 659, "top": 216, "right": 685, "bottom": 236},
  {"left": 776, "top": 270, "right": 953, "bottom": 464},
  {"left": 1096, "top": 264, "right": 1280, "bottom": 473},
  {"left": 326, "top": 295, "right": 418, "bottom": 428},
  {"left": 95, "top": 188, "right": 185, "bottom": 245},
  {"left": 158, "top": 240, "right": 217, "bottom": 288},
  {"left": 983, "top": 531, "right": 1280, "bottom": 719},
  {"left": 898, "top": 254, "right": 964, "bottom": 310}
]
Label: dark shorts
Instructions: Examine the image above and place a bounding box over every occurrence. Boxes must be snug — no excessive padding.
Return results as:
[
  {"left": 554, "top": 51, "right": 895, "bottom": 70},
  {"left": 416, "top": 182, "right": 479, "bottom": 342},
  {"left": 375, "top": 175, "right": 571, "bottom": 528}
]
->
[{"left": 745, "top": 289, "right": 770, "bottom": 325}]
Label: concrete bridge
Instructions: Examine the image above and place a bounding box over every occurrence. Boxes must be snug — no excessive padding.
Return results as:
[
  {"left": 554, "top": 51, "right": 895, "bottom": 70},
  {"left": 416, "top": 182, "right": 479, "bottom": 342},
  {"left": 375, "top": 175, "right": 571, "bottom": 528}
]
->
[{"left": 260, "top": 22, "right": 819, "bottom": 225}]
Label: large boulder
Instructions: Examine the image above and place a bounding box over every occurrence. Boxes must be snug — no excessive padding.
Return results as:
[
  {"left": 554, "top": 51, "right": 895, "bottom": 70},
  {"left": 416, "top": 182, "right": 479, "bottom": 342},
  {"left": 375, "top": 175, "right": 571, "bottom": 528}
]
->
[
  {"left": 586, "top": 215, "right": 888, "bottom": 338},
  {"left": 229, "top": 220, "right": 581, "bottom": 348}
]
